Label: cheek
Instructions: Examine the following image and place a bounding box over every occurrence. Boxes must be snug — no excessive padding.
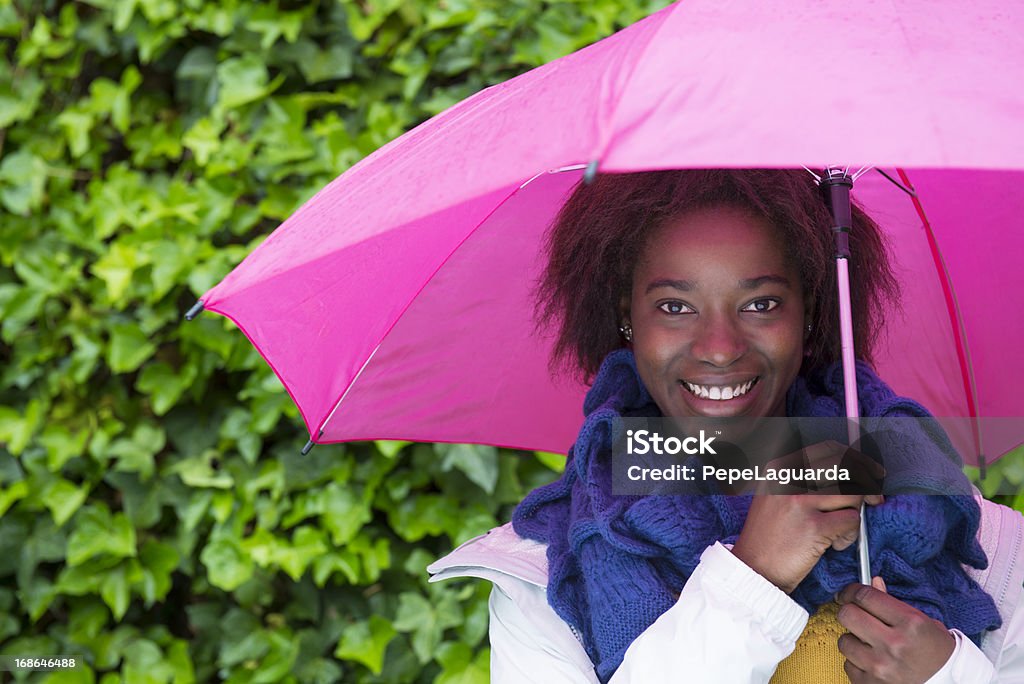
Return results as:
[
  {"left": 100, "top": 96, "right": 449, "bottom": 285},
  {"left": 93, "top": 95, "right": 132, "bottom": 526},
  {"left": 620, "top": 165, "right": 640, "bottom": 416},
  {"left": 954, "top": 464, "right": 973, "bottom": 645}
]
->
[
  {"left": 632, "top": 339, "right": 679, "bottom": 398},
  {"left": 765, "top": 326, "right": 805, "bottom": 374}
]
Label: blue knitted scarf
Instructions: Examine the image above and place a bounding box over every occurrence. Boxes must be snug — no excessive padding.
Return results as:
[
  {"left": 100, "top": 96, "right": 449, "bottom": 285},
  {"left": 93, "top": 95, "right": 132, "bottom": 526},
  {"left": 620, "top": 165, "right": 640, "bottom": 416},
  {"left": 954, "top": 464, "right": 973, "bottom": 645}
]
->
[{"left": 512, "top": 349, "right": 1000, "bottom": 683}]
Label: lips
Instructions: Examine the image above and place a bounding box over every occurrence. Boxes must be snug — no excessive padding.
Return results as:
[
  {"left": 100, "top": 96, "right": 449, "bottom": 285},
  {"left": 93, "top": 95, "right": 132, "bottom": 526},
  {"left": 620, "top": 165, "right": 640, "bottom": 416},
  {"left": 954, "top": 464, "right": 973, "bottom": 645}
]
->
[{"left": 681, "top": 377, "right": 760, "bottom": 401}]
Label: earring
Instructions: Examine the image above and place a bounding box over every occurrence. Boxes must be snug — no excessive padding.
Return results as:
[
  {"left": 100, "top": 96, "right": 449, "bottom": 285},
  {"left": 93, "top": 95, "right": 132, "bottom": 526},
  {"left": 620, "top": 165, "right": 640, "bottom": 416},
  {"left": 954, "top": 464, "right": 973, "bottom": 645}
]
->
[
  {"left": 806, "top": 323, "right": 812, "bottom": 333},
  {"left": 619, "top": 323, "right": 633, "bottom": 342}
]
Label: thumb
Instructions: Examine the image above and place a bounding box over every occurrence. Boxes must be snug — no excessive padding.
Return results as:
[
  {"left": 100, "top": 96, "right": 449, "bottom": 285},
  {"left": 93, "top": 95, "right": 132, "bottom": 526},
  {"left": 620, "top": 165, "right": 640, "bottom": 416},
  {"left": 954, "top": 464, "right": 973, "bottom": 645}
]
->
[{"left": 871, "top": 575, "right": 887, "bottom": 593}]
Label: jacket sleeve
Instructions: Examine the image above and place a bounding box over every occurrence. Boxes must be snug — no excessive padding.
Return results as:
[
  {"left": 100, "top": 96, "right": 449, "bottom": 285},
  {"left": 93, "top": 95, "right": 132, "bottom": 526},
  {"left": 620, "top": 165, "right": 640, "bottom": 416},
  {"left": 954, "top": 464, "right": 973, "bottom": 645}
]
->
[
  {"left": 490, "top": 541, "right": 809, "bottom": 683},
  {"left": 994, "top": 594, "right": 1024, "bottom": 683},
  {"left": 924, "top": 585, "right": 1024, "bottom": 684}
]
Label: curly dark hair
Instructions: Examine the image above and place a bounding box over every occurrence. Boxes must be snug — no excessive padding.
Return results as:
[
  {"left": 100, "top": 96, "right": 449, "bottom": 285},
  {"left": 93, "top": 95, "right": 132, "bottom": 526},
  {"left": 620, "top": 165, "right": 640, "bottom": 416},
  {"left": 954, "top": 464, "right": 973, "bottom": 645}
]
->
[{"left": 535, "top": 168, "right": 901, "bottom": 382}]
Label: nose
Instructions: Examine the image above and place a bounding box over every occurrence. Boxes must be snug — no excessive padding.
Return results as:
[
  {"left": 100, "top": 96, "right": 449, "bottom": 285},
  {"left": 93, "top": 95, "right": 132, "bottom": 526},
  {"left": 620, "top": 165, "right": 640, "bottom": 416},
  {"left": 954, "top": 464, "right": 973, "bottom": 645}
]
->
[{"left": 691, "top": 313, "right": 748, "bottom": 368}]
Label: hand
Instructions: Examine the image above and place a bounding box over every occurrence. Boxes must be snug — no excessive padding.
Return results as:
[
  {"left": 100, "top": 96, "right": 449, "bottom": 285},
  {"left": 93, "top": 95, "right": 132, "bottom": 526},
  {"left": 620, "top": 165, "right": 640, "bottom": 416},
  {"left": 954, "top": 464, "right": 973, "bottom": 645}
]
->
[
  {"left": 836, "top": 577, "right": 956, "bottom": 683},
  {"left": 731, "top": 441, "right": 884, "bottom": 593},
  {"left": 758, "top": 439, "right": 885, "bottom": 496}
]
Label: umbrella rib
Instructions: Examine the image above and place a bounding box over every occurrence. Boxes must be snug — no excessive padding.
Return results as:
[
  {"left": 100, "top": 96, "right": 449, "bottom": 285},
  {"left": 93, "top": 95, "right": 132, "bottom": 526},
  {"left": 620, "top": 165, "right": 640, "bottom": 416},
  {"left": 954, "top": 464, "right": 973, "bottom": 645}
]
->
[
  {"left": 314, "top": 342, "right": 382, "bottom": 442},
  {"left": 313, "top": 178, "right": 539, "bottom": 441},
  {"left": 875, "top": 168, "right": 917, "bottom": 197},
  {"left": 592, "top": 2, "right": 683, "bottom": 162}
]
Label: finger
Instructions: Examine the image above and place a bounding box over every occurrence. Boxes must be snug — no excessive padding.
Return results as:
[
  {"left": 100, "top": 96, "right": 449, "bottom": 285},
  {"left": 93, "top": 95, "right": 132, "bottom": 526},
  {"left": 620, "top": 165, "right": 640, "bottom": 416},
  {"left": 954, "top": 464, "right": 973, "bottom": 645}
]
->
[
  {"left": 805, "top": 493, "right": 878, "bottom": 512},
  {"left": 830, "top": 525, "right": 861, "bottom": 551},
  {"left": 838, "top": 454, "right": 886, "bottom": 496},
  {"left": 837, "top": 601, "right": 892, "bottom": 648},
  {"left": 804, "top": 450, "right": 885, "bottom": 498},
  {"left": 836, "top": 583, "right": 912, "bottom": 628},
  {"left": 843, "top": 657, "right": 870, "bottom": 684},
  {"left": 810, "top": 507, "right": 864, "bottom": 552},
  {"left": 872, "top": 576, "right": 887, "bottom": 593},
  {"left": 800, "top": 440, "right": 848, "bottom": 469},
  {"left": 805, "top": 441, "right": 886, "bottom": 497},
  {"left": 837, "top": 632, "right": 875, "bottom": 671}
]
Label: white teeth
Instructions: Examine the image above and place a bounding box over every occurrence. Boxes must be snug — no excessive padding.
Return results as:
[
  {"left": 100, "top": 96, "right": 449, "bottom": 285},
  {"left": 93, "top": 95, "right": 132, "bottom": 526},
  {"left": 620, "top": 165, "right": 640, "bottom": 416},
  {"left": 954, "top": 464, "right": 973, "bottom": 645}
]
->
[{"left": 685, "top": 379, "right": 757, "bottom": 401}]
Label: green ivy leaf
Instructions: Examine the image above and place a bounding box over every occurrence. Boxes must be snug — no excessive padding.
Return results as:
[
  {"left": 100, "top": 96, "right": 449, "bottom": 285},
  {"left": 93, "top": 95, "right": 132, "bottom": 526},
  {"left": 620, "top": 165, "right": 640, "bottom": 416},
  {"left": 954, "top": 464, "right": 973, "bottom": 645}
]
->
[
  {"left": 136, "top": 361, "right": 195, "bottom": 416},
  {"left": 200, "top": 537, "right": 253, "bottom": 591},
  {"left": 136, "top": 540, "right": 179, "bottom": 604},
  {"left": 435, "top": 642, "right": 489, "bottom": 684},
  {"left": 0, "top": 480, "right": 29, "bottom": 517},
  {"left": 437, "top": 443, "right": 499, "bottom": 494},
  {"left": 21, "top": 578, "right": 60, "bottom": 623},
  {"left": 40, "top": 478, "right": 89, "bottom": 527},
  {"left": 0, "top": 73, "right": 45, "bottom": 128},
  {"left": 321, "top": 482, "right": 372, "bottom": 546},
  {"left": 216, "top": 55, "right": 285, "bottom": 110},
  {"left": 277, "top": 526, "right": 327, "bottom": 581},
  {"left": 387, "top": 494, "right": 460, "bottom": 542},
  {"left": 92, "top": 242, "right": 150, "bottom": 302},
  {"left": 0, "top": 149, "right": 48, "bottom": 215},
  {"left": 170, "top": 451, "right": 234, "bottom": 489},
  {"left": 393, "top": 590, "right": 462, "bottom": 664},
  {"left": 40, "top": 425, "right": 90, "bottom": 472},
  {"left": 311, "top": 550, "right": 360, "bottom": 587},
  {"left": 99, "top": 563, "right": 131, "bottom": 620},
  {"left": 534, "top": 450, "right": 567, "bottom": 473},
  {"left": 334, "top": 615, "right": 396, "bottom": 676},
  {"left": 0, "top": 285, "right": 46, "bottom": 343},
  {"left": 181, "top": 116, "right": 225, "bottom": 167},
  {"left": 66, "top": 505, "right": 137, "bottom": 566},
  {"left": 67, "top": 598, "right": 110, "bottom": 642},
  {"left": 106, "top": 323, "right": 157, "bottom": 373}
]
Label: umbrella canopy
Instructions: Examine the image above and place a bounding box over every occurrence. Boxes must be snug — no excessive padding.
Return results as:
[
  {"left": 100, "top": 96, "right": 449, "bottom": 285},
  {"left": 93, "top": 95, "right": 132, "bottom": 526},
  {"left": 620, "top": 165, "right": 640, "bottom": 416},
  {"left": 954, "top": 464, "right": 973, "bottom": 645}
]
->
[{"left": 198, "top": 0, "right": 1024, "bottom": 463}]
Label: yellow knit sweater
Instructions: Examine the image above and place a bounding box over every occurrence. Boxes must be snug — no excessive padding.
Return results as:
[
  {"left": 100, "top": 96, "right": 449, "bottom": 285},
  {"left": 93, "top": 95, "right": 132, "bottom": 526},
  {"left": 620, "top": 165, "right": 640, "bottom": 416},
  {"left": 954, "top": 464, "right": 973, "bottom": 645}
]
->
[{"left": 770, "top": 601, "right": 850, "bottom": 683}]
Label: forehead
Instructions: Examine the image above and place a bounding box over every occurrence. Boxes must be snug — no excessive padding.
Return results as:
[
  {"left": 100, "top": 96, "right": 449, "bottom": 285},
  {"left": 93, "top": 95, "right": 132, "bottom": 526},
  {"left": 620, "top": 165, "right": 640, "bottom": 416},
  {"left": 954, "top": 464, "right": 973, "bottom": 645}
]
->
[{"left": 637, "top": 205, "right": 792, "bottom": 276}]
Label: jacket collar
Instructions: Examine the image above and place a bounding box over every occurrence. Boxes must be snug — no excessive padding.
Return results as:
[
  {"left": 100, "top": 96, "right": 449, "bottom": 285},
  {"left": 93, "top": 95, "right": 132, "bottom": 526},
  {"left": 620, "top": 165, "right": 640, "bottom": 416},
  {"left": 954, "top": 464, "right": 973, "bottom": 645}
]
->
[{"left": 427, "top": 522, "right": 549, "bottom": 586}]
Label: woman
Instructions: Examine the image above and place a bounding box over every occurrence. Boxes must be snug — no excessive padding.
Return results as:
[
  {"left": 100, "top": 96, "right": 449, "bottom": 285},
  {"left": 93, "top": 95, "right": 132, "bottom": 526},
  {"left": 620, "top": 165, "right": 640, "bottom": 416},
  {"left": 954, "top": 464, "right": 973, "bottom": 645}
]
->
[{"left": 428, "top": 169, "right": 1024, "bottom": 683}]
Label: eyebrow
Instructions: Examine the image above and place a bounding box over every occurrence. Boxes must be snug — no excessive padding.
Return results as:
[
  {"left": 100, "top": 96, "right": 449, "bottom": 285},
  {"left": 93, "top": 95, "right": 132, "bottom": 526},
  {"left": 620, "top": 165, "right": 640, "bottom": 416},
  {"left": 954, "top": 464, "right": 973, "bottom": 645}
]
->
[
  {"left": 644, "top": 274, "right": 792, "bottom": 295},
  {"left": 644, "top": 278, "right": 695, "bottom": 294},
  {"left": 739, "top": 275, "right": 793, "bottom": 289}
]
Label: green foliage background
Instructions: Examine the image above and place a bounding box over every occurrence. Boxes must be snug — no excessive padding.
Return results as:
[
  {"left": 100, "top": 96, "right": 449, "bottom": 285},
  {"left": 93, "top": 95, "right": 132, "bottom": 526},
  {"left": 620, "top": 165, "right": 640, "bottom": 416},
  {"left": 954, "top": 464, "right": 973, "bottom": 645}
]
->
[
  {"left": 0, "top": 0, "right": 678, "bottom": 681},
  {"left": 5, "top": 1, "right": 1023, "bottom": 683}
]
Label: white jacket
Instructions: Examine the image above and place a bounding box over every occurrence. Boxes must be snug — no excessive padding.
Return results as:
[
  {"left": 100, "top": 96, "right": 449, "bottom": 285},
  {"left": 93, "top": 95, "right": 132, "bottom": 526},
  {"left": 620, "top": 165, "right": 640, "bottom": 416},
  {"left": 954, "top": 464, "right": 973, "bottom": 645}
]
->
[{"left": 429, "top": 496, "right": 1024, "bottom": 683}]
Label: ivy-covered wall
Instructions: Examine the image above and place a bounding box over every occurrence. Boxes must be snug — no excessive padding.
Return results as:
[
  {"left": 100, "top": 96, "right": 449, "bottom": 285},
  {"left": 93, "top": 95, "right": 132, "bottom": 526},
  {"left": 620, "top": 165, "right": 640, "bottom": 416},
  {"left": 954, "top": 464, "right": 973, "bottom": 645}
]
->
[{"left": 0, "top": 1, "right": 677, "bottom": 681}]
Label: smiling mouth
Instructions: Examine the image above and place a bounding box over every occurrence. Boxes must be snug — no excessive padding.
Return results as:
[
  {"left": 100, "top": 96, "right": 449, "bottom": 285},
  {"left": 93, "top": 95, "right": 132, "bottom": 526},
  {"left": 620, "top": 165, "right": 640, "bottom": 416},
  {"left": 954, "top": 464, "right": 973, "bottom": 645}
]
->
[{"left": 682, "top": 377, "right": 760, "bottom": 401}]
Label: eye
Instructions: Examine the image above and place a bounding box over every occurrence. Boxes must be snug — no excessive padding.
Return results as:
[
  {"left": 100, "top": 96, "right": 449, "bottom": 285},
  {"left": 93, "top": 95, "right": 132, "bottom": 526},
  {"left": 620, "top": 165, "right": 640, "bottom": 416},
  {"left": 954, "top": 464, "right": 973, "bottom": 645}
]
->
[
  {"left": 742, "top": 298, "right": 780, "bottom": 313},
  {"left": 658, "top": 301, "right": 695, "bottom": 315}
]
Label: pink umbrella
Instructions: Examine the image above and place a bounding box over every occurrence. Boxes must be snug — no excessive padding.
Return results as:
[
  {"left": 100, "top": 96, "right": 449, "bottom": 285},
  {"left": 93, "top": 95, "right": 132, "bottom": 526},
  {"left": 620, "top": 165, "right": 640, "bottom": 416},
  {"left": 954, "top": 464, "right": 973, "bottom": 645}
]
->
[{"left": 191, "top": 0, "right": 1024, "bottom": 469}]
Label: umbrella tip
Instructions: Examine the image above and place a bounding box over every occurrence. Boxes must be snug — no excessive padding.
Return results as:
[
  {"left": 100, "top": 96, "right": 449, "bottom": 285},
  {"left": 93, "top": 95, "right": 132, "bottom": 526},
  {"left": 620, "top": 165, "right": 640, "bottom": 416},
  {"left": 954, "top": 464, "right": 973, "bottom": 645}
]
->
[
  {"left": 184, "top": 300, "right": 205, "bottom": 321},
  {"left": 300, "top": 429, "right": 325, "bottom": 455},
  {"left": 583, "top": 160, "right": 599, "bottom": 185}
]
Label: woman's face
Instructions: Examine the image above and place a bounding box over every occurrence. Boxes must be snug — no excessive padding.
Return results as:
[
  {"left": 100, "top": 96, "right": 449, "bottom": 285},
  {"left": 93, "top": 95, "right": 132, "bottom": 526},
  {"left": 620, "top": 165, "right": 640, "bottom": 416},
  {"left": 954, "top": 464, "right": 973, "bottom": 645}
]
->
[{"left": 622, "top": 205, "right": 808, "bottom": 419}]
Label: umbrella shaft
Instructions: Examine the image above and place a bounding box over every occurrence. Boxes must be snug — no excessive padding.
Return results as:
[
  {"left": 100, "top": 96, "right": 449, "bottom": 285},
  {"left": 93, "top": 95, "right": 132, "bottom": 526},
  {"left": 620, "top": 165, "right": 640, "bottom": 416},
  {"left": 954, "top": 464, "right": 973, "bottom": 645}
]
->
[
  {"left": 836, "top": 255, "right": 871, "bottom": 584},
  {"left": 836, "top": 257, "right": 860, "bottom": 425}
]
